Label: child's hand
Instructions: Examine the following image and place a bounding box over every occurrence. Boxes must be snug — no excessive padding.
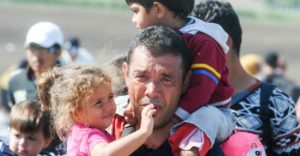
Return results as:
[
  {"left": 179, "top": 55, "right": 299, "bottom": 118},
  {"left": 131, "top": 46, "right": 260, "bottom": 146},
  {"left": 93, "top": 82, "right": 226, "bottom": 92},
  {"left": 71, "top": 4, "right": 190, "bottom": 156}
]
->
[
  {"left": 124, "top": 104, "right": 137, "bottom": 125},
  {"left": 139, "top": 104, "right": 156, "bottom": 137}
]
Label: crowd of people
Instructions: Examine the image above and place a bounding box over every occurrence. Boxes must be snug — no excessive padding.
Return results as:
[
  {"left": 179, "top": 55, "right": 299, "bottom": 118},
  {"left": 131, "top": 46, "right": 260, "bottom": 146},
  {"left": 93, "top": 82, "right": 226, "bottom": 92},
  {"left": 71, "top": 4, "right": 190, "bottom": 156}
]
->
[{"left": 0, "top": 0, "right": 299, "bottom": 156}]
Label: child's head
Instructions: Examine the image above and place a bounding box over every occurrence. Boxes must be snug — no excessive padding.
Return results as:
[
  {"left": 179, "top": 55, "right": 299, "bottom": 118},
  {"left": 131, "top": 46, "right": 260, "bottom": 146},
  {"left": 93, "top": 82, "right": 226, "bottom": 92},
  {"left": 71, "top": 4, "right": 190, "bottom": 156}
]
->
[
  {"left": 126, "top": 0, "right": 194, "bottom": 29},
  {"left": 9, "top": 100, "right": 51, "bottom": 156},
  {"left": 37, "top": 64, "right": 114, "bottom": 138}
]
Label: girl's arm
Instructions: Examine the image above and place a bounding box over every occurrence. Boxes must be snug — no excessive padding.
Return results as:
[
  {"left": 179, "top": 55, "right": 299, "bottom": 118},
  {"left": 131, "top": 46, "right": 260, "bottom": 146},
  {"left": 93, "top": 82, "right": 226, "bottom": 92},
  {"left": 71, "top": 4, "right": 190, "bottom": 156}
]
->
[{"left": 91, "top": 104, "right": 155, "bottom": 156}]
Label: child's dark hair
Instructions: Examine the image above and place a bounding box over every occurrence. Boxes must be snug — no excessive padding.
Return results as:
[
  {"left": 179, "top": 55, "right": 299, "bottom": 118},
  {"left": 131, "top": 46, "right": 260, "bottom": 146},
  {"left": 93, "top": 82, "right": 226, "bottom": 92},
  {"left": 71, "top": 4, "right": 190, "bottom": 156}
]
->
[
  {"left": 9, "top": 100, "right": 51, "bottom": 139},
  {"left": 125, "top": 0, "right": 194, "bottom": 19},
  {"left": 194, "top": 1, "right": 242, "bottom": 55}
]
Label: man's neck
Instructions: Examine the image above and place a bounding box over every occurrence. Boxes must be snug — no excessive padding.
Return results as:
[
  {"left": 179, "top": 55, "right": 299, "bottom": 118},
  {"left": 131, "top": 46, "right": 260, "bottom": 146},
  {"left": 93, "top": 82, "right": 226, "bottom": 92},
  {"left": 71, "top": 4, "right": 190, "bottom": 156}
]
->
[{"left": 227, "top": 51, "right": 257, "bottom": 94}]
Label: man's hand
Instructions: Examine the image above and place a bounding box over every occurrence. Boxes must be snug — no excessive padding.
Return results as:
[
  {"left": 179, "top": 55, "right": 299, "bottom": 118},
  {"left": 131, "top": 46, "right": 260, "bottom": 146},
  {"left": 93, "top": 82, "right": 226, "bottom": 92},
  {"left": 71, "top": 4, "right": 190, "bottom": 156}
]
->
[{"left": 144, "top": 120, "right": 175, "bottom": 149}]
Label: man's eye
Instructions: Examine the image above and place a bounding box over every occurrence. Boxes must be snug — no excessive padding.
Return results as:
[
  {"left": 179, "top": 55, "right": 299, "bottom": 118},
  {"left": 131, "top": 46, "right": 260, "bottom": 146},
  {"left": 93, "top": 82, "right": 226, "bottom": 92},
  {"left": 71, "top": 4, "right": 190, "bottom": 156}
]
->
[
  {"left": 136, "top": 75, "right": 148, "bottom": 81},
  {"left": 162, "top": 76, "right": 174, "bottom": 86}
]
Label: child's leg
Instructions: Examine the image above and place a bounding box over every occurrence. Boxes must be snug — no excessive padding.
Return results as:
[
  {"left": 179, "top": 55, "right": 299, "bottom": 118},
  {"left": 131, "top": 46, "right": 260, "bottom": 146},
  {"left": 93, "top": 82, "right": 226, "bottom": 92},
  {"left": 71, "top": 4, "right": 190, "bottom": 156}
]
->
[
  {"left": 179, "top": 144, "right": 225, "bottom": 156},
  {"left": 169, "top": 123, "right": 212, "bottom": 156},
  {"left": 184, "top": 106, "right": 235, "bottom": 143},
  {"left": 169, "top": 106, "right": 235, "bottom": 154}
]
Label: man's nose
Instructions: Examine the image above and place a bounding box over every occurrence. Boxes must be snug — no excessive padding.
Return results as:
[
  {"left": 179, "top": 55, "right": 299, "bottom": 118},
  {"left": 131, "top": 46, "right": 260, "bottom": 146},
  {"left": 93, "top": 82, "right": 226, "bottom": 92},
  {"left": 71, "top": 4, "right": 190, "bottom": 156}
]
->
[
  {"left": 31, "top": 49, "right": 41, "bottom": 56},
  {"left": 145, "top": 80, "right": 160, "bottom": 97}
]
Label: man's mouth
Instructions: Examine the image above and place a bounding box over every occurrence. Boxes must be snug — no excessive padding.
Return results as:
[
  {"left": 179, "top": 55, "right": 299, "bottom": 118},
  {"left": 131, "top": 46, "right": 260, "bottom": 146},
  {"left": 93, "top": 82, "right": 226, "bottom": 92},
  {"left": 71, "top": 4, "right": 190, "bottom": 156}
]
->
[
  {"left": 139, "top": 97, "right": 162, "bottom": 106},
  {"left": 140, "top": 102, "right": 161, "bottom": 108}
]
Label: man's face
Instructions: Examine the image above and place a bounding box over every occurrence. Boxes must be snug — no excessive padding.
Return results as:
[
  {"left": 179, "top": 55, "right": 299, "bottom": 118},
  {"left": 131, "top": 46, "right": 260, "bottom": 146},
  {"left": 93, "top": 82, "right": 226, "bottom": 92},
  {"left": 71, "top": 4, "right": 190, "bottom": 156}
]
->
[
  {"left": 124, "top": 46, "right": 185, "bottom": 128},
  {"left": 26, "top": 44, "right": 60, "bottom": 77}
]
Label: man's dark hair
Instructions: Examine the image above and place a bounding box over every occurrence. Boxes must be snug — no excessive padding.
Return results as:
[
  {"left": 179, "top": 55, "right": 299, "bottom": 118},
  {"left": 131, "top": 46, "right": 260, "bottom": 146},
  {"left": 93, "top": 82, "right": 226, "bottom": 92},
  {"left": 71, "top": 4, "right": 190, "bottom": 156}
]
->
[
  {"left": 68, "top": 37, "right": 80, "bottom": 48},
  {"left": 125, "top": 0, "right": 194, "bottom": 19},
  {"left": 265, "top": 51, "right": 279, "bottom": 68},
  {"left": 127, "top": 25, "right": 191, "bottom": 77},
  {"left": 194, "top": 1, "right": 242, "bottom": 55}
]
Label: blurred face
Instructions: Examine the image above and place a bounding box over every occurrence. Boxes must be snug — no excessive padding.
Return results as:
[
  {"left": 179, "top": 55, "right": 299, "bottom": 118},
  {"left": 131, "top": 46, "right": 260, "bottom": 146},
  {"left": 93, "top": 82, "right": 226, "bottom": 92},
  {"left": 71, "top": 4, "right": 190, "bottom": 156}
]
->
[
  {"left": 75, "top": 83, "right": 116, "bottom": 131},
  {"left": 26, "top": 44, "right": 60, "bottom": 77},
  {"left": 9, "top": 128, "right": 50, "bottom": 156},
  {"left": 129, "top": 3, "right": 159, "bottom": 30},
  {"left": 277, "top": 58, "right": 286, "bottom": 73},
  {"left": 124, "top": 46, "right": 185, "bottom": 128}
]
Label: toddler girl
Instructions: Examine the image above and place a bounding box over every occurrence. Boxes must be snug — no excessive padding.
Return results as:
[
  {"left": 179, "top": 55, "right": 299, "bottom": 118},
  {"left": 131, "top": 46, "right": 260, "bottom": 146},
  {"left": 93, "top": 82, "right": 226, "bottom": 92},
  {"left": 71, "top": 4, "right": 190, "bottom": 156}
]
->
[{"left": 37, "top": 64, "right": 155, "bottom": 156}]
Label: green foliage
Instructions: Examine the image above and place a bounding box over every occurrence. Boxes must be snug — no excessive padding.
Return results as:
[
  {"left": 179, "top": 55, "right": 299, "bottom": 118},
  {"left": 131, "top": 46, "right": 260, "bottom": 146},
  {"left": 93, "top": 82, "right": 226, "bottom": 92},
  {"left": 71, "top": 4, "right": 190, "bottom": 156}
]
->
[
  {"left": 266, "top": 0, "right": 300, "bottom": 8},
  {"left": 0, "top": 0, "right": 128, "bottom": 9}
]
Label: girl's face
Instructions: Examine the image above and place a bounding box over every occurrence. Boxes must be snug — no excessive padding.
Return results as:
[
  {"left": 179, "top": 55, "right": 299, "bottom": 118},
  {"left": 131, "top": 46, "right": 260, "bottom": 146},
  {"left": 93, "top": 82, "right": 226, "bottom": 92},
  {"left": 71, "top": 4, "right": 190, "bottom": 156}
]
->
[
  {"left": 75, "top": 83, "right": 116, "bottom": 131},
  {"left": 9, "top": 128, "right": 51, "bottom": 156}
]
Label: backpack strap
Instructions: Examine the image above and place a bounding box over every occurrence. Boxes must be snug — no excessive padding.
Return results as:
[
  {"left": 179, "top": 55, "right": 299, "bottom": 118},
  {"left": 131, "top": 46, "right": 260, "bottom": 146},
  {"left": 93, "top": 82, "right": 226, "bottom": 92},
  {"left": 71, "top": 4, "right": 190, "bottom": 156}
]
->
[
  {"left": 259, "top": 82, "right": 276, "bottom": 155},
  {"left": 232, "top": 80, "right": 261, "bottom": 105}
]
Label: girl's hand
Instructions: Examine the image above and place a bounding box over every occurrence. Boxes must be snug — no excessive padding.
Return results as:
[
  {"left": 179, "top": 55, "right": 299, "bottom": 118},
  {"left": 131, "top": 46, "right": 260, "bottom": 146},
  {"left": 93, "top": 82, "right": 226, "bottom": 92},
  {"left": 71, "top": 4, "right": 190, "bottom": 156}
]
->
[
  {"left": 139, "top": 104, "right": 156, "bottom": 137},
  {"left": 124, "top": 104, "right": 137, "bottom": 125}
]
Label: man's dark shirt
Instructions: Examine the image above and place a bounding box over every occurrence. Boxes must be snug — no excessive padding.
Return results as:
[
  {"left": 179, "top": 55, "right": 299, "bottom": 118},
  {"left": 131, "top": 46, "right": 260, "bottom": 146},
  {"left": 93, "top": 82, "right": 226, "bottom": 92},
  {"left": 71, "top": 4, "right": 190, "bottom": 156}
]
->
[{"left": 122, "top": 125, "right": 224, "bottom": 156}]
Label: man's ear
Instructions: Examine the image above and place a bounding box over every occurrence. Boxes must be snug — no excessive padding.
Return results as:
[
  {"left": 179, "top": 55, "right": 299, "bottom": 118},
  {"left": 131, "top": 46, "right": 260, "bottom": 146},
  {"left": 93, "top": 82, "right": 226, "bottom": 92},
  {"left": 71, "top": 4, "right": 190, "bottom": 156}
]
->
[
  {"left": 182, "top": 70, "right": 191, "bottom": 94},
  {"left": 153, "top": 2, "right": 167, "bottom": 18},
  {"left": 123, "top": 62, "right": 129, "bottom": 87}
]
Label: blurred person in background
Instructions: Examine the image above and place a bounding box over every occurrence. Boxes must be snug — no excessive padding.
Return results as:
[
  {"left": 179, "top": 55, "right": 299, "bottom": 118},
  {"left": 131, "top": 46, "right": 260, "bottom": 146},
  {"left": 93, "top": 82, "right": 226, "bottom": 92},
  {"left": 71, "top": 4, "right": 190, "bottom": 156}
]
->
[
  {"left": 0, "top": 59, "right": 28, "bottom": 112},
  {"left": 240, "top": 53, "right": 263, "bottom": 78},
  {"left": 0, "top": 59, "right": 28, "bottom": 149},
  {"left": 2, "top": 21, "right": 66, "bottom": 155},
  {"left": 194, "top": 1, "right": 300, "bottom": 155},
  {"left": 4, "top": 21, "right": 63, "bottom": 108},
  {"left": 264, "top": 51, "right": 300, "bottom": 102},
  {"left": 60, "top": 36, "right": 97, "bottom": 65},
  {"left": 109, "top": 54, "right": 128, "bottom": 97}
]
